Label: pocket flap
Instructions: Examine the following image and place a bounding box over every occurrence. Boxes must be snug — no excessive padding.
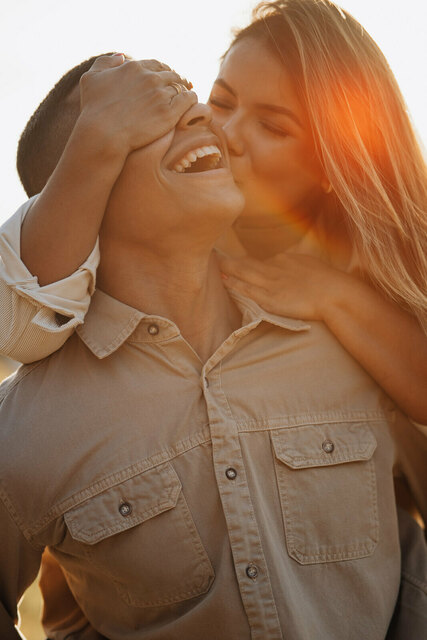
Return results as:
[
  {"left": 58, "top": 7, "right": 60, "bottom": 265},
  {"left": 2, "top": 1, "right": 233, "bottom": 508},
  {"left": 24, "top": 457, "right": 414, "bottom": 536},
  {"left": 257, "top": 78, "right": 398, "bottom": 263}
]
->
[
  {"left": 64, "top": 462, "right": 181, "bottom": 544},
  {"left": 271, "top": 422, "right": 377, "bottom": 469}
]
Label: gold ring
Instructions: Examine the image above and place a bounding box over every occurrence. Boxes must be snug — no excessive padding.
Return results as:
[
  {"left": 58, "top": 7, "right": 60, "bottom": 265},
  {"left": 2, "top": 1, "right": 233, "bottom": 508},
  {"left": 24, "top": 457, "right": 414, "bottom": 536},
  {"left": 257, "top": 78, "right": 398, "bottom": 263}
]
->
[{"left": 170, "top": 82, "right": 186, "bottom": 95}]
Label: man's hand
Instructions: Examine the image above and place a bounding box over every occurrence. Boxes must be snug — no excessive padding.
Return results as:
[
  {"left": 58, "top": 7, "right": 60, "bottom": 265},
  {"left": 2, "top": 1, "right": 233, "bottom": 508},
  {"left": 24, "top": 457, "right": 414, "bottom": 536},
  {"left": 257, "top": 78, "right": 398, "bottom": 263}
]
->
[{"left": 78, "top": 54, "right": 198, "bottom": 158}]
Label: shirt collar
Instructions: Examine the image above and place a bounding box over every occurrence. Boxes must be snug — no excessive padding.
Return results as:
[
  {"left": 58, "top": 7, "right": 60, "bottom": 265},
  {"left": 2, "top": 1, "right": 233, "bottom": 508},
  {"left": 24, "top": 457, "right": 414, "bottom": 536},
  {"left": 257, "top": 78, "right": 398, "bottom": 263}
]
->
[
  {"left": 76, "top": 290, "right": 144, "bottom": 359},
  {"left": 229, "top": 290, "right": 310, "bottom": 333},
  {"left": 77, "top": 288, "right": 310, "bottom": 359}
]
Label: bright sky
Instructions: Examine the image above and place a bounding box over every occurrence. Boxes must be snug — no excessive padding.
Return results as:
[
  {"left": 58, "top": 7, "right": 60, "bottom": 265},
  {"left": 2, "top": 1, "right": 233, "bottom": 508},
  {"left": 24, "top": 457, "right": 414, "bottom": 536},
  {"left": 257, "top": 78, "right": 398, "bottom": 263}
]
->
[{"left": 1, "top": 0, "right": 426, "bottom": 225}]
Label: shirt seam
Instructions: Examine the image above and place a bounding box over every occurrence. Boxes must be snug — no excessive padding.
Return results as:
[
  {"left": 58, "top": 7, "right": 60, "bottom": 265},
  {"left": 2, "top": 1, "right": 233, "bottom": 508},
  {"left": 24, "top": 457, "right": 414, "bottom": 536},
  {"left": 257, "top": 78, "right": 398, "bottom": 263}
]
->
[
  {"left": 401, "top": 570, "right": 427, "bottom": 593},
  {"left": 0, "top": 360, "right": 45, "bottom": 403},
  {"left": 0, "top": 488, "right": 43, "bottom": 551},
  {"left": 235, "top": 411, "right": 387, "bottom": 431},
  {"left": 27, "top": 427, "right": 212, "bottom": 538}
]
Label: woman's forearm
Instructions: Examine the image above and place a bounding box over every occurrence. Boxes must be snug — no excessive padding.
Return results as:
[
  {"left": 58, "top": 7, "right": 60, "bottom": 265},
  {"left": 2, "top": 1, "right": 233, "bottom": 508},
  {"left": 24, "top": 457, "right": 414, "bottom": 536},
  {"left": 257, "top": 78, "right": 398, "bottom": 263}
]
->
[
  {"left": 322, "top": 275, "right": 427, "bottom": 423},
  {"left": 21, "top": 119, "right": 125, "bottom": 285}
]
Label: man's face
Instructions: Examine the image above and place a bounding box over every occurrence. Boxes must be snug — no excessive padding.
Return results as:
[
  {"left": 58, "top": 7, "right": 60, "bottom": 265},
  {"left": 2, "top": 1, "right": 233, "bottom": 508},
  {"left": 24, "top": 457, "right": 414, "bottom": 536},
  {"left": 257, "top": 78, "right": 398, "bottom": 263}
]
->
[{"left": 103, "top": 101, "right": 244, "bottom": 250}]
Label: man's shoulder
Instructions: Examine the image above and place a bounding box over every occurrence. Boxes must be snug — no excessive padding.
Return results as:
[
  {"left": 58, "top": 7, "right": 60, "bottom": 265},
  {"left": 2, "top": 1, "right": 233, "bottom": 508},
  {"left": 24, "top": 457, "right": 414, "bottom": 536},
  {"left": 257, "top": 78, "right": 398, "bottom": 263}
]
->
[
  {"left": 0, "top": 359, "right": 44, "bottom": 401},
  {"left": 0, "top": 331, "right": 99, "bottom": 468},
  {"left": 0, "top": 333, "right": 105, "bottom": 538},
  {"left": 0, "top": 332, "right": 83, "bottom": 402}
]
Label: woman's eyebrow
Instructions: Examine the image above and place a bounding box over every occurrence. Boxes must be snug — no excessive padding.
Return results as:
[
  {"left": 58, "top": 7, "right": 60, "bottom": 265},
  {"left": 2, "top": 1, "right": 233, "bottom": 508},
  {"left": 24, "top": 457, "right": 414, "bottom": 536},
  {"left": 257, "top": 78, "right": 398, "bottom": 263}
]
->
[
  {"left": 256, "top": 103, "right": 303, "bottom": 128},
  {"left": 212, "top": 78, "right": 236, "bottom": 97},
  {"left": 212, "top": 79, "right": 302, "bottom": 129}
]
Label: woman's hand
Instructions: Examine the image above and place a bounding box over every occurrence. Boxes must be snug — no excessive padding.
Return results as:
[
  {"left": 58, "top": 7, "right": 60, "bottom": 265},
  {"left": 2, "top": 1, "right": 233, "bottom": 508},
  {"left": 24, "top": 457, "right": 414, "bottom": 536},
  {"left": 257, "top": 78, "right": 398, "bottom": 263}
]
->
[
  {"left": 79, "top": 55, "right": 197, "bottom": 159},
  {"left": 219, "top": 250, "right": 427, "bottom": 423},
  {"left": 218, "top": 251, "right": 351, "bottom": 321}
]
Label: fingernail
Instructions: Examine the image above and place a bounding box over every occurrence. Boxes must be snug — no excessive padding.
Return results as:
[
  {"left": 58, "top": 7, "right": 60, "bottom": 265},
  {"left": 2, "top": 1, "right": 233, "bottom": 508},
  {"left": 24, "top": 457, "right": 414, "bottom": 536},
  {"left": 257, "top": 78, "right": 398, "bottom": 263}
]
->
[
  {"left": 221, "top": 273, "right": 229, "bottom": 280},
  {"left": 182, "top": 78, "right": 193, "bottom": 90}
]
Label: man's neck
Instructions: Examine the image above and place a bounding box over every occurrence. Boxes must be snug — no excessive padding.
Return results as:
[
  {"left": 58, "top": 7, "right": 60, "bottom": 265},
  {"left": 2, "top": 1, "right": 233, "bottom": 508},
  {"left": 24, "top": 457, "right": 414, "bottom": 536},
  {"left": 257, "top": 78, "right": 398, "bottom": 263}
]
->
[
  {"left": 228, "top": 207, "right": 352, "bottom": 267},
  {"left": 232, "top": 212, "right": 312, "bottom": 259},
  {"left": 96, "top": 239, "right": 242, "bottom": 363}
]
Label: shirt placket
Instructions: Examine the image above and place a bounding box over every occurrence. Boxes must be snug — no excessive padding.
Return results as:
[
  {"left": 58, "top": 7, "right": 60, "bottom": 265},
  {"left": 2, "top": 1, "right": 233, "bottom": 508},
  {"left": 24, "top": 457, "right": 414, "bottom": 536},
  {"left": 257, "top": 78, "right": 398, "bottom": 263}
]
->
[{"left": 202, "top": 344, "right": 283, "bottom": 640}]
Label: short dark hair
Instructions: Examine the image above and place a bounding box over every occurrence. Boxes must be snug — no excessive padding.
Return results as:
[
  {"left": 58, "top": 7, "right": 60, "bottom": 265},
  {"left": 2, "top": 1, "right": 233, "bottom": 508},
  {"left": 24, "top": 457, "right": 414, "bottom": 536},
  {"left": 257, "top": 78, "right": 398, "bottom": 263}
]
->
[{"left": 17, "top": 53, "right": 113, "bottom": 197}]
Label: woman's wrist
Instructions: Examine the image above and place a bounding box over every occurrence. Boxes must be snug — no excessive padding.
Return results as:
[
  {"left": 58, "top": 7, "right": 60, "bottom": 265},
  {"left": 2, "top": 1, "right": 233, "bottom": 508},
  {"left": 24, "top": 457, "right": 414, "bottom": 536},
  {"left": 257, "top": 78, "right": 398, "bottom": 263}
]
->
[
  {"left": 70, "top": 113, "right": 129, "bottom": 176},
  {"left": 317, "top": 269, "right": 361, "bottom": 325},
  {"left": 20, "top": 116, "right": 127, "bottom": 285}
]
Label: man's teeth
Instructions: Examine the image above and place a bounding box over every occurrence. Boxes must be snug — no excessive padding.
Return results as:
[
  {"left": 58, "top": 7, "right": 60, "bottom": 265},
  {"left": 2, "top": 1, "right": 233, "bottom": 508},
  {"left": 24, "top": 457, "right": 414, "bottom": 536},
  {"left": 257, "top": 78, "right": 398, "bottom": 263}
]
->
[{"left": 172, "top": 145, "right": 222, "bottom": 173}]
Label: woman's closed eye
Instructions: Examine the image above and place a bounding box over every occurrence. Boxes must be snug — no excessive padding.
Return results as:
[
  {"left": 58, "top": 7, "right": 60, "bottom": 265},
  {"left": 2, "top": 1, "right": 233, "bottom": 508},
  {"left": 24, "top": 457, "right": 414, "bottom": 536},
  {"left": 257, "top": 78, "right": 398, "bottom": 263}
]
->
[
  {"left": 208, "top": 96, "right": 234, "bottom": 111},
  {"left": 259, "top": 121, "right": 290, "bottom": 138}
]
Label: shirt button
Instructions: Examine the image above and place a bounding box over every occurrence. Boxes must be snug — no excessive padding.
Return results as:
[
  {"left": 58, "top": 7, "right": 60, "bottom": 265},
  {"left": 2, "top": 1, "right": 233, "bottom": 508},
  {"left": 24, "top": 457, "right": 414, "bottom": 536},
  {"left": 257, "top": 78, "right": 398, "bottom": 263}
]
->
[
  {"left": 225, "top": 467, "right": 237, "bottom": 480},
  {"left": 322, "top": 440, "right": 335, "bottom": 454},
  {"left": 246, "top": 564, "right": 258, "bottom": 580},
  {"left": 147, "top": 324, "right": 159, "bottom": 336},
  {"left": 204, "top": 377, "right": 209, "bottom": 389},
  {"left": 119, "top": 502, "right": 133, "bottom": 517}
]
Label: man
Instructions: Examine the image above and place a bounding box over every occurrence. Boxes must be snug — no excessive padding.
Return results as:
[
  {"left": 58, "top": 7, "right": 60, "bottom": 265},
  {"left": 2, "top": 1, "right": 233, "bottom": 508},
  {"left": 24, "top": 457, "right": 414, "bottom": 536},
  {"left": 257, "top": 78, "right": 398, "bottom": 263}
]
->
[
  {"left": 0, "top": 53, "right": 197, "bottom": 363},
  {"left": 0, "top": 55, "right": 423, "bottom": 640}
]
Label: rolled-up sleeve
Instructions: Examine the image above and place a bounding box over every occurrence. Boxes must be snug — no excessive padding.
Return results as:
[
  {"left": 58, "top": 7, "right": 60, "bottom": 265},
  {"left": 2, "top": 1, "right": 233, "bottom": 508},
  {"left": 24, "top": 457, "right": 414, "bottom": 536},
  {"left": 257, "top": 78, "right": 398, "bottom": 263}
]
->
[{"left": 0, "top": 196, "right": 99, "bottom": 363}]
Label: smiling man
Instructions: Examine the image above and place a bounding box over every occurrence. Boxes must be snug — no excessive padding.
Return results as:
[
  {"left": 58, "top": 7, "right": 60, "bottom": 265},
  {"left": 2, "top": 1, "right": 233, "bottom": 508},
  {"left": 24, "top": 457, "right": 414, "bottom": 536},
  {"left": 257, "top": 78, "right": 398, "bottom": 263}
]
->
[{"left": 0, "top": 56, "right": 415, "bottom": 640}]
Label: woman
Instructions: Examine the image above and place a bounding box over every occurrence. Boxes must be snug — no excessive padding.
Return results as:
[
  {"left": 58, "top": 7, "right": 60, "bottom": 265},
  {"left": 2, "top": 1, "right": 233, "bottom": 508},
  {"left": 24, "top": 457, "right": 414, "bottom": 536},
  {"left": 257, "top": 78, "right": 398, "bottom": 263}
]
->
[
  {"left": 0, "top": 2, "right": 425, "bottom": 635},
  {"left": 211, "top": 0, "right": 427, "bottom": 426},
  {"left": 2, "top": 1, "right": 426, "bottom": 425}
]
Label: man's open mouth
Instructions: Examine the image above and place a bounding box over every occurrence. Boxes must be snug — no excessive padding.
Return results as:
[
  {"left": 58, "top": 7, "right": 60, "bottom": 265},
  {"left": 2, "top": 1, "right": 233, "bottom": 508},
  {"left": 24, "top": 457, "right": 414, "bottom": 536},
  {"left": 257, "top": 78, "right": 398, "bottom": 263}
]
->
[{"left": 171, "top": 145, "right": 222, "bottom": 173}]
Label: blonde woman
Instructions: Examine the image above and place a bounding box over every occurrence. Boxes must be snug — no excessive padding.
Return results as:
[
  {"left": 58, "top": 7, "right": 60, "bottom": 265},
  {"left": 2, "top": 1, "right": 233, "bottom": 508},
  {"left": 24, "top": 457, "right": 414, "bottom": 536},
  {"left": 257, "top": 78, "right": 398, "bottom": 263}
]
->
[
  {"left": 212, "top": 0, "right": 427, "bottom": 422},
  {"left": 2, "top": 3, "right": 426, "bottom": 428},
  {"left": 0, "top": 2, "right": 425, "bottom": 636}
]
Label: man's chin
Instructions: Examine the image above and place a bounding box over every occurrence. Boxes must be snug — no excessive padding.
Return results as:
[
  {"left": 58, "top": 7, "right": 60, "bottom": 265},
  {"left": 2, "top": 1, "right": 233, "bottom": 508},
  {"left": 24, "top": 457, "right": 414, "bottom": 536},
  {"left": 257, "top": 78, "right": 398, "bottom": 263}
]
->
[{"left": 197, "top": 188, "right": 244, "bottom": 224}]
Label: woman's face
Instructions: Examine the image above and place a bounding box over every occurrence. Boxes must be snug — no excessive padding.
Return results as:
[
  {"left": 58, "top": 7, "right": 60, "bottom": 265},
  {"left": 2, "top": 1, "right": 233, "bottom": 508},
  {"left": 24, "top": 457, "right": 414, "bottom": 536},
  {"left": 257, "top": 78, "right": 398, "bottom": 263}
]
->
[{"left": 208, "top": 37, "right": 325, "bottom": 220}]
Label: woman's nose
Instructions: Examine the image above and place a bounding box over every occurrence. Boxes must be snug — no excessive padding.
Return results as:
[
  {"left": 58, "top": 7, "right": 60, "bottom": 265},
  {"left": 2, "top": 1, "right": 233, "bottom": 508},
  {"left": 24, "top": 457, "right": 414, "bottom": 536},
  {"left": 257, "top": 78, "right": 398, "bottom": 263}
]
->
[
  {"left": 176, "top": 102, "right": 213, "bottom": 129},
  {"left": 221, "top": 117, "right": 244, "bottom": 157}
]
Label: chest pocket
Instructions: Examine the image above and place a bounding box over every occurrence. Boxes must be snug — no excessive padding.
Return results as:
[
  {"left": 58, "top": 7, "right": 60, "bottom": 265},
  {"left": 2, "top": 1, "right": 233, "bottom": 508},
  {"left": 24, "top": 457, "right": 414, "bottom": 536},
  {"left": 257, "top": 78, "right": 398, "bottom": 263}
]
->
[
  {"left": 64, "top": 461, "right": 214, "bottom": 608},
  {"left": 271, "top": 422, "right": 378, "bottom": 565}
]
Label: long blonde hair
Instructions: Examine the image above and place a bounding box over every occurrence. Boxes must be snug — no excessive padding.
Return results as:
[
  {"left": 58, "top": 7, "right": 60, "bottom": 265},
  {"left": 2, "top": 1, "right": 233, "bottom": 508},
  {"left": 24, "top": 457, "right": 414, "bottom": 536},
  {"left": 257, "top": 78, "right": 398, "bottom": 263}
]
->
[{"left": 230, "top": 0, "right": 427, "bottom": 329}]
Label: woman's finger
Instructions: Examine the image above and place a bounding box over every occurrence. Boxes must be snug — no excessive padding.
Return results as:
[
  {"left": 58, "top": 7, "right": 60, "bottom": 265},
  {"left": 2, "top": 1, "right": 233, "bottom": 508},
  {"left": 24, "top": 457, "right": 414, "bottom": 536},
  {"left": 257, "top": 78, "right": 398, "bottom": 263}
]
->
[
  {"left": 266, "top": 252, "right": 294, "bottom": 267},
  {"left": 157, "top": 70, "right": 193, "bottom": 90},
  {"left": 218, "top": 255, "right": 279, "bottom": 288},
  {"left": 222, "top": 275, "right": 274, "bottom": 310},
  {"left": 87, "top": 54, "right": 127, "bottom": 73},
  {"left": 140, "top": 59, "right": 171, "bottom": 72}
]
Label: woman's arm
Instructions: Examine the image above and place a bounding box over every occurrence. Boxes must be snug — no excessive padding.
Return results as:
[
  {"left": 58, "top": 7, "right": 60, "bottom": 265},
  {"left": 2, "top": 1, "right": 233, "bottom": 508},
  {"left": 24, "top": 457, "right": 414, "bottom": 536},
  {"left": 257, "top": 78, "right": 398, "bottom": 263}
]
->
[{"left": 219, "top": 252, "right": 427, "bottom": 423}]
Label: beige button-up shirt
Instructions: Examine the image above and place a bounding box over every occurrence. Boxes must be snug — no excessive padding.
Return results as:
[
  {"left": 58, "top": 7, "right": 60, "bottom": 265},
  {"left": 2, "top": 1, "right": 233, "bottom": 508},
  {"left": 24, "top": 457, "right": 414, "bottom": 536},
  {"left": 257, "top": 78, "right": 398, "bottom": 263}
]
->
[{"left": 0, "top": 288, "right": 404, "bottom": 640}]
